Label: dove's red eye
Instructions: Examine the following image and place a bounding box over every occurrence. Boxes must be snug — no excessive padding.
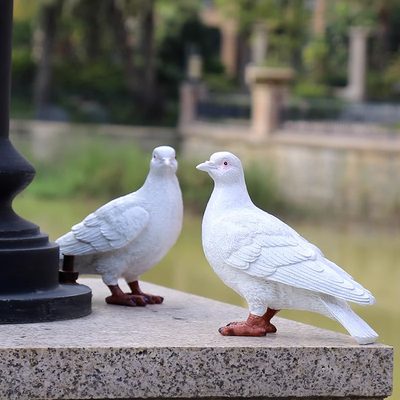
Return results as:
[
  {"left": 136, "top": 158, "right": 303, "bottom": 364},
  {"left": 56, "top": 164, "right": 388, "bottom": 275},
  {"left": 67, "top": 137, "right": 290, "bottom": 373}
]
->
[{"left": 224, "top": 161, "right": 228, "bottom": 166}]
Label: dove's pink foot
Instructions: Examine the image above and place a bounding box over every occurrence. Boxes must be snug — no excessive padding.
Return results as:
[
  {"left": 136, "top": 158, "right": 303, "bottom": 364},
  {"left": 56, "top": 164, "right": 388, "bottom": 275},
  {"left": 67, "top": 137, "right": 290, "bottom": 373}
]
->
[
  {"left": 106, "top": 285, "right": 148, "bottom": 307},
  {"left": 219, "top": 308, "right": 279, "bottom": 336},
  {"left": 128, "top": 281, "right": 164, "bottom": 305}
]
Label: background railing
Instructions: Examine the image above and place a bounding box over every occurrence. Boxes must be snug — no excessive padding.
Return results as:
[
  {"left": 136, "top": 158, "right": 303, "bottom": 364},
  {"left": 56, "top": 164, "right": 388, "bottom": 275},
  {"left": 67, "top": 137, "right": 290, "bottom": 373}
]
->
[
  {"left": 281, "top": 98, "right": 400, "bottom": 125},
  {"left": 197, "top": 92, "right": 251, "bottom": 121}
]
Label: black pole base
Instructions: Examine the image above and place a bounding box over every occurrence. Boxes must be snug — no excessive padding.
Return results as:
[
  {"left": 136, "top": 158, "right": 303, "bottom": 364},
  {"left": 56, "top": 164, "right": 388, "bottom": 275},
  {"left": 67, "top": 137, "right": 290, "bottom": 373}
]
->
[
  {"left": 0, "top": 283, "right": 91, "bottom": 324},
  {"left": 0, "top": 0, "right": 92, "bottom": 325},
  {"left": 0, "top": 235, "right": 92, "bottom": 324}
]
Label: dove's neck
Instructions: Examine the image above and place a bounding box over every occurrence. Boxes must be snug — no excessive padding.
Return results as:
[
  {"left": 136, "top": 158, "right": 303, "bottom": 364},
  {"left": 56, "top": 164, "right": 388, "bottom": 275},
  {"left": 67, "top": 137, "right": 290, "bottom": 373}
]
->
[
  {"left": 142, "top": 169, "right": 179, "bottom": 194},
  {"left": 208, "top": 177, "right": 253, "bottom": 214}
]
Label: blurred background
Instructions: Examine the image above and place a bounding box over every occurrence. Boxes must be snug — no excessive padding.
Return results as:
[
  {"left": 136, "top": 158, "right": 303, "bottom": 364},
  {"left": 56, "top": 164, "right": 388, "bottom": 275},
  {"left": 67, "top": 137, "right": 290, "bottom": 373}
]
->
[{"left": 9, "top": 0, "right": 399, "bottom": 397}]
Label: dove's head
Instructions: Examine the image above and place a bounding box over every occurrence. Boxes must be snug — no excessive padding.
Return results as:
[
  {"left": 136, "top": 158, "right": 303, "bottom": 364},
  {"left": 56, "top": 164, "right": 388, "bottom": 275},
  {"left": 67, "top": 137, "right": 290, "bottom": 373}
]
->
[
  {"left": 196, "top": 151, "right": 244, "bottom": 185},
  {"left": 150, "top": 146, "right": 178, "bottom": 174}
]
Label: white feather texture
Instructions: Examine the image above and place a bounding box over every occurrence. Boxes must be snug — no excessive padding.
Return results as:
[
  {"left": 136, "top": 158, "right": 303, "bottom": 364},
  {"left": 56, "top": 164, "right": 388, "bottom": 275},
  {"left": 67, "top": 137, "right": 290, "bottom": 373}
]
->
[
  {"left": 57, "top": 146, "right": 183, "bottom": 286},
  {"left": 197, "top": 151, "right": 378, "bottom": 344}
]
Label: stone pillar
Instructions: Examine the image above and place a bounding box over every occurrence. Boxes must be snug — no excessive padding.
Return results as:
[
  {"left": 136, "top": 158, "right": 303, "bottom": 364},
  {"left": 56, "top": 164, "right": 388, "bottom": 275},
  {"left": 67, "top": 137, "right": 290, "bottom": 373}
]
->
[
  {"left": 200, "top": 4, "right": 239, "bottom": 78},
  {"left": 187, "top": 53, "right": 203, "bottom": 81},
  {"left": 246, "top": 66, "right": 293, "bottom": 138},
  {"left": 251, "top": 22, "right": 268, "bottom": 65},
  {"left": 312, "top": 0, "right": 326, "bottom": 36},
  {"left": 179, "top": 54, "right": 206, "bottom": 128},
  {"left": 179, "top": 82, "right": 199, "bottom": 127},
  {"left": 220, "top": 21, "right": 238, "bottom": 77},
  {"left": 341, "top": 27, "right": 370, "bottom": 102}
]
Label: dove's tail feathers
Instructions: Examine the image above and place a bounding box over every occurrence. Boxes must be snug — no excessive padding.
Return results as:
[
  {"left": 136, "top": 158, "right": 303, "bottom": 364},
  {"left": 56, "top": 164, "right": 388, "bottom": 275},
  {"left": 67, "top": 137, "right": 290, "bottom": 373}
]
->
[{"left": 322, "top": 298, "right": 378, "bottom": 345}]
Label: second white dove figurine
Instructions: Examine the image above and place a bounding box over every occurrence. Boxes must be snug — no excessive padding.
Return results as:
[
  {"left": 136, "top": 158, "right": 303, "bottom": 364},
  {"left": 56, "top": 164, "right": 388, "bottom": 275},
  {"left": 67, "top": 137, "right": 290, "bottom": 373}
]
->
[
  {"left": 57, "top": 146, "right": 183, "bottom": 306},
  {"left": 197, "top": 151, "right": 378, "bottom": 344}
]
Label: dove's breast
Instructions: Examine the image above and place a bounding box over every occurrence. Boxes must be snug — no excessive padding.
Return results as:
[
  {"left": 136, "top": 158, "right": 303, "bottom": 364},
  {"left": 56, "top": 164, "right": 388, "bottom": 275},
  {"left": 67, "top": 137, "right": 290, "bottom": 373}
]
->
[
  {"left": 148, "top": 193, "right": 183, "bottom": 254},
  {"left": 128, "top": 180, "right": 183, "bottom": 271},
  {"left": 202, "top": 217, "right": 244, "bottom": 291},
  {"left": 93, "top": 179, "right": 183, "bottom": 281}
]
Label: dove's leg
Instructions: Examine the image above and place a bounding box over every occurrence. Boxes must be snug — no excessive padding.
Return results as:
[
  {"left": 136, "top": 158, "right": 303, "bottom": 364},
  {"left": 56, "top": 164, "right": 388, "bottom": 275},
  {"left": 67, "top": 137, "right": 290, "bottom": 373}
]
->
[
  {"left": 128, "top": 280, "right": 164, "bottom": 305},
  {"left": 219, "top": 308, "right": 279, "bottom": 336},
  {"left": 262, "top": 307, "right": 279, "bottom": 332},
  {"left": 105, "top": 285, "right": 148, "bottom": 307},
  {"left": 225, "top": 308, "right": 279, "bottom": 328}
]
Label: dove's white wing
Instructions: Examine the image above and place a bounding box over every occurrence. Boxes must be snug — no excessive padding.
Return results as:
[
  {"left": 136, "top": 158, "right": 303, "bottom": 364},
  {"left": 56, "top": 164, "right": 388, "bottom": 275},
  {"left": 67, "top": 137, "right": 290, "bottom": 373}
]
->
[
  {"left": 57, "top": 196, "right": 150, "bottom": 255},
  {"left": 217, "top": 210, "right": 373, "bottom": 305}
]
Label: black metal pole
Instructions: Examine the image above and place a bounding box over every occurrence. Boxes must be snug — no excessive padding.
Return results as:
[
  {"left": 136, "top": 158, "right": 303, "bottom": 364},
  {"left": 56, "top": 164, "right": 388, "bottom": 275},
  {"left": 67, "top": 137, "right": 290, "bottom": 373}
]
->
[
  {"left": 0, "top": 0, "right": 91, "bottom": 323},
  {"left": 0, "top": 0, "right": 12, "bottom": 139}
]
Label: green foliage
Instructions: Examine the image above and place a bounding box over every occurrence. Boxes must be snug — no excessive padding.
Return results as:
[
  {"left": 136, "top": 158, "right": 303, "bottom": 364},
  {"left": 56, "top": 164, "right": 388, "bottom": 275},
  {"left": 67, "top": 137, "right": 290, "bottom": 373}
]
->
[
  {"left": 12, "top": 20, "right": 33, "bottom": 47},
  {"left": 178, "top": 159, "right": 213, "bottom": 213},
  {"left": 11, "top": 21, "right": 35, "bottom": 96},
  {"left": 53, "top": 61, "right": 126, "bottom": 101},
  {"left": 244, "top": 163, "right": 286, "bottom": 213},
  {"left": 302, "top": 37, "right": 328, "bottom": 81},
  {"left": 157, "top": 14, "right": 223, "bottom": 90},
  {"left": 293, "top": 81, "right": 330, "bottom": 99},
  {"left": 12, "top": 49, "right": 35, "bottom": 84},
  {"left": 179, "top": 157, "right": 285, "bottom": 214},
  {"left": 216, "top": 0, "right": 309, "bottom": 67},
  {"left": 11, "top": 0, "right": 400, "bottom": 122},
  {"left": 11, "top": 0, "right": 223, "bottom": 125},
  {"left": 203, "top": 74, "right": 237, "bottom": 93},
  {"left": 29, "top": 140, "right": 149, "bottom": 199},
  {"left": 283, "top": 96, "right": 344, "bottom": 121},
  {"left": 383, "top": 53, "right": 400, "bottom": 98},
  {"left": 330, "top": 1, "right": 377, "bottom": 28},
  {"left": 10, "top": 96, "right": 35, "bottom": 119},
  {"left": 266, "top": 30, "right": 304, "bottom": 68},
  {"left": 366, "top": 71, "right": 392, "bottom": 101}
]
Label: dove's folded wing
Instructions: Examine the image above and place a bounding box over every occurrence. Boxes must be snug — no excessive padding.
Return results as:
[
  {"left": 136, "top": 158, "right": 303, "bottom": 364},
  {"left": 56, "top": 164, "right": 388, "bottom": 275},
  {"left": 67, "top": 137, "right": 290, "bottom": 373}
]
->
[
  {"left": 220, "top": 212, "right": 373, "bottom": 305},
  {"left": 57, "top": 201, "right": 150, "bottom": 255}
]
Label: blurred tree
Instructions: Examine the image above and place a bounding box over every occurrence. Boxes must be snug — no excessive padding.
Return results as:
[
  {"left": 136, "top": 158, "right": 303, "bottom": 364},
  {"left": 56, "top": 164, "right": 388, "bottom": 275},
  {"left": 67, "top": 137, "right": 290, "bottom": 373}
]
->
[
  {"left": 12, "top": 0, "right": 400, "bottom": 123},
  {"left": 215, "top": 0, "right": 309, "bottom": 68},
  {"left": 106, "top": 0, "right": 138, "bottom": 94},
  {"left": 29, "top": 0, "right": 159, "bottom": 120},
  {"left": 33, "top": 0, "right": 64, "bottom": 118},
  {"left": 325, "top": 0, "right": 377, "bottom": 82},
  {"left": 137, "top": 0, "right": 156, "bottom": 112},
  {"left": 312, "top": 0, "right": 326, "bottom": 37},
  {"left": 14, "top": 0, "right": 39, "bottom": 21},
  {"left": 304, "top": 0, "right": 328, "bottom": 84},
  {"left": 25, "top": 0, "right": 212, "bottom": 123}
]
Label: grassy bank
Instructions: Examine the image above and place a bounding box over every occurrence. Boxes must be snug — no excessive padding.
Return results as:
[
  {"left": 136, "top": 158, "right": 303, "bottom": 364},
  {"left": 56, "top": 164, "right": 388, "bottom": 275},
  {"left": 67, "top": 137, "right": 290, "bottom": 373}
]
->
[{"left": 19, "top": 138, "right": 287, "bottom": 216}]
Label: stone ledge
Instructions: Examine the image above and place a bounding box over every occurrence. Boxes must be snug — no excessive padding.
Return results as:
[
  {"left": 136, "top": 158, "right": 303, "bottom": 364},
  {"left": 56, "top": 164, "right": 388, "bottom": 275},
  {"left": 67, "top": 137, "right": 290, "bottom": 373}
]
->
[{"left": 0, "top": 278, "right": 393, "bottom": 400}]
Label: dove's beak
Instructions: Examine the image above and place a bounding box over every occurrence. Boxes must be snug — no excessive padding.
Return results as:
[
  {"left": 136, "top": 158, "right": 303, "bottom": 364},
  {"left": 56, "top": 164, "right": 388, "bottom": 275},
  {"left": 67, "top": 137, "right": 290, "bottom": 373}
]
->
[
  {"left": 163, "top": 158, "right": 172, "bottom": 166},
  {"left": 196, "top": 160, "right": 216, "bottom": 172}
]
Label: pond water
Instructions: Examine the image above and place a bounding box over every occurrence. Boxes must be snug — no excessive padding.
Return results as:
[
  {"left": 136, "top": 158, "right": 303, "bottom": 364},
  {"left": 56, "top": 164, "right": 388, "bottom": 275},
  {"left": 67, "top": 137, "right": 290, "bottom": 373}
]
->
[{"left": 14, "top": 196, "right": 399, "bottom": 398}]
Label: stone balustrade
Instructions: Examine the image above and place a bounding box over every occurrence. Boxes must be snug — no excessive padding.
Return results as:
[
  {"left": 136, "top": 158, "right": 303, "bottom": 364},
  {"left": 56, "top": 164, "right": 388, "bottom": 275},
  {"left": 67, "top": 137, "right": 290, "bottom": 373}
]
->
[{"left": 178, "top": 66, "right": 293, "bottom": 140}]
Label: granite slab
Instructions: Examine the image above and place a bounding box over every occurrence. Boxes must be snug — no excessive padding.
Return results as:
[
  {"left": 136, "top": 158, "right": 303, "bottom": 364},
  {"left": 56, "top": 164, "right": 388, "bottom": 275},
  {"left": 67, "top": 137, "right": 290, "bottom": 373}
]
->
[{"left": 0, "top": 278, "right": 393, "bottom": 399}]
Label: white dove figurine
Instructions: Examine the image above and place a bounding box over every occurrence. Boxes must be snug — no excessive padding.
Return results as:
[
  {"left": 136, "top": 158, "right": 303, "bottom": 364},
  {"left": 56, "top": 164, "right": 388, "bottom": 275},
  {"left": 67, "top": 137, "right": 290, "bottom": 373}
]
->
[
  {"left": 57, "top": 146, "right": 183, "bottom": 306},
  {"left": 197, "top": 151, "right": 378, "bottom": 344}
]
